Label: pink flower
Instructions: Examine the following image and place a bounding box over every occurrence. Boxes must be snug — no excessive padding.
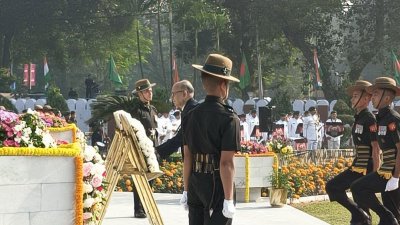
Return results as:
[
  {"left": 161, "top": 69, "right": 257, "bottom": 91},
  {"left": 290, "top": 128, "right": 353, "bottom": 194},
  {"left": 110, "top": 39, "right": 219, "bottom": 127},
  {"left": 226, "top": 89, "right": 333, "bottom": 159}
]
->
[
  {"left": 91, "top": 175, "right": 103, "bottom": 188},
  {"left": 83, "top": 162, "right": 94, "bottom": 177},
  {"left": 6, "top": 131, "right": 13, "bottom": 137},
  {"left": 3, "top": 139, "right": 16, "bottom": 147},
  {"left": 83, "top": 212, "right": 93, "bottom": 220}
]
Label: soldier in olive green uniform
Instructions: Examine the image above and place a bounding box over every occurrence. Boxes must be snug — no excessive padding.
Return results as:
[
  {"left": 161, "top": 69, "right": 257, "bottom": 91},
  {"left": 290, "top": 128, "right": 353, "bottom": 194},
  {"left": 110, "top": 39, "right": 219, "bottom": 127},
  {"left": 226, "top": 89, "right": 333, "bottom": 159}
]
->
[
  {"left": 351, "top": 77, "right": 400, "bottom": 225},
  {"left": 326, "top": 80, "right": 379, "bottom": 225},
  {"left": 130, "top": 79, "right": 158, "bottom": 218},
  {"left": 180, "top": 54, "right": 240, "bottom": 225}
]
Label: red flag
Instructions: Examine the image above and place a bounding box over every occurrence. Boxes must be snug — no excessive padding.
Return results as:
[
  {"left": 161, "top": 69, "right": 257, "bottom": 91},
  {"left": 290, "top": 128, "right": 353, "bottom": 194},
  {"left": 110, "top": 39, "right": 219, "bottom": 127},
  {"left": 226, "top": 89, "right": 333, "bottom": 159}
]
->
[
  {"left": 23, "top": 64, "right": 29, "bottom": 86},
  {"left": 172, "top": 54, "right": 180, "bottom": 84},
  {"left": 30, "top": 64, "right": 36, "bottom": 87}
]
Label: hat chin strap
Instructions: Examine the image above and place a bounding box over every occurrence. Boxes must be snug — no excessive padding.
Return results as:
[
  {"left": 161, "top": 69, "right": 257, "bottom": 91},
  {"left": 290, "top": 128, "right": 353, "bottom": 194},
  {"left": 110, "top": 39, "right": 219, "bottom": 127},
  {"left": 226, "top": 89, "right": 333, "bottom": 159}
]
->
[
  {"left": 376, "top": 89, "right": 386, "bottom": 109},
  {"left": 352, "top": 90, "right": 364, "bottom": 109}
]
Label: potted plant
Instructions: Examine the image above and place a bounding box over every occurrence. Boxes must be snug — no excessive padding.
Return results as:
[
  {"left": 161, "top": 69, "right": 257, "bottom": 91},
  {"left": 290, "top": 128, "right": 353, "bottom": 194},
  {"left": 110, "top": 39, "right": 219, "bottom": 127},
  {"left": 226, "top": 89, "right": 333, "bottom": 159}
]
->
[{"left": 269, "top": 165, "right": 290, "bottom": 207}]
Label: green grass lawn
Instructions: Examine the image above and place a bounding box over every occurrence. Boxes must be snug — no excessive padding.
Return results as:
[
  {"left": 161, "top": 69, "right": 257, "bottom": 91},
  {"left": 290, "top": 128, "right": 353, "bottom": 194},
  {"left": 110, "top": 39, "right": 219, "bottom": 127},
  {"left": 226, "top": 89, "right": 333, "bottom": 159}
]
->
[{"left": 292, "top": 201, "right": 379, "bottom": 225}]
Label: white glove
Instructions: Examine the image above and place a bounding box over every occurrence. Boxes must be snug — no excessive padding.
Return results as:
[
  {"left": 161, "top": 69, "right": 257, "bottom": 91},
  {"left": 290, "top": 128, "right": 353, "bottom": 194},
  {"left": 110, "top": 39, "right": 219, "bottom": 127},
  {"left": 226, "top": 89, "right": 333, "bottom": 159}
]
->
[
  {"left": 222, "top": 199, "right": 235, "bottom": 218},
  {"left": 385, "top": 177, "right": 399, "bottom": 192},
  {"left": 180, "top": 191, "right": 188, "bottom": 210}
]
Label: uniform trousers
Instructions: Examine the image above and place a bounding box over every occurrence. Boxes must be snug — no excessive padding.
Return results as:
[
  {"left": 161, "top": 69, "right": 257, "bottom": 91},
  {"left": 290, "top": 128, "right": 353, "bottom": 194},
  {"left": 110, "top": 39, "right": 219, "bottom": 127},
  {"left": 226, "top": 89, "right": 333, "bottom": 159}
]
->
[
  {"left": 351, "top": 172, "right": 400, "bottom": 223},
  {"left": 326, "top": 169, "right": 370, "bottom": 221},
  {"left": 133, "top": 180, "right": 153, "bottom": 212},
  {"left": 187, "top": 172, "right": 232, "bottom": 225},
  {"left": 327, "top": 139, "right": 340, "bottom": 150}
]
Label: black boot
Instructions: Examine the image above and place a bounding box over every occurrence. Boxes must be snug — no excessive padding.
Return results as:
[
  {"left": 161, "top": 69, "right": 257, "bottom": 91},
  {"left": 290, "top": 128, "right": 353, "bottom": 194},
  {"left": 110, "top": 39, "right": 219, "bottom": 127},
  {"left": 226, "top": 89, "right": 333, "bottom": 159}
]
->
[
  {"left": 378, "top": 216, "right": 399, "bottom": 225},
  {"left": 134, "top": 208, "right": 147, "bottom": 218}
]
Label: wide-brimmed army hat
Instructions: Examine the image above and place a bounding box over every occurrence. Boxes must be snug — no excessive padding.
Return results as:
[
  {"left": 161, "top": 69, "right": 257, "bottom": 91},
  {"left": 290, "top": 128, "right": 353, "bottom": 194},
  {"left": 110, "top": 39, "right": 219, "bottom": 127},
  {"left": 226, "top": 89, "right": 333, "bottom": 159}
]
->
[
  {"left": 366, "top": 77, "right": 400, "bottom": 96},
  {"left": 346, "top": 80, "right": 372, "bottom": 96},
  {"left": 192, "top": 54, "right": 240, "bottom": 82},
  {"left": 132, "top": 79, "right": 156, "bottom": 94}
]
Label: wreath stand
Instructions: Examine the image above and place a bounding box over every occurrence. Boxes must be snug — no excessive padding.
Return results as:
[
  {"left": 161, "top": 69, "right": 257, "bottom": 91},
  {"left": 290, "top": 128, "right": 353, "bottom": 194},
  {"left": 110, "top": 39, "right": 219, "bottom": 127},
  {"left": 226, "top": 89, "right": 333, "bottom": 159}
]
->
[{"left": 98, "top": 112, "right": 164, "bottom": 225}]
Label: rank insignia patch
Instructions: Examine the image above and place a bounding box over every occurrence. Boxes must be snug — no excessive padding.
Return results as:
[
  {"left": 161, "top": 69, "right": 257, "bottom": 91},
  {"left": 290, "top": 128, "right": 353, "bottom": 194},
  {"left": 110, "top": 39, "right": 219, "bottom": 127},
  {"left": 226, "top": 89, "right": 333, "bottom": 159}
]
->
[{"left": 388, "top": 122, "right": 396, "bottom": 131}]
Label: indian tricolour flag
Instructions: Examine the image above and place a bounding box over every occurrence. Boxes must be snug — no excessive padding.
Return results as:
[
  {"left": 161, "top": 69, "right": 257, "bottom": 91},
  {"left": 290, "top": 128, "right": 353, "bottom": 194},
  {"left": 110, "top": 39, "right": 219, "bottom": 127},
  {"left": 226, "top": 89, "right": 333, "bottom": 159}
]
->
[
  {"left": 313, "top": 49, "right": 323, "bottom": 87},
  {"left": 44, "top": 57, "right": 49, "bottom": 88}
]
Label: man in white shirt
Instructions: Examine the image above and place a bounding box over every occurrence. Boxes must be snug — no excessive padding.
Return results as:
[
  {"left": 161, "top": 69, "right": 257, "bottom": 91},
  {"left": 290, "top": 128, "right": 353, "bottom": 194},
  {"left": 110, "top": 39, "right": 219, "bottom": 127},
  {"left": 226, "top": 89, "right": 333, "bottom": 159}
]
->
[
  {"left": 288, "top": 111, "right": 302, "bottom": 139},
  {"left": 275, "top": 113, "right": 288, "bottom": 138},
  {"left": 239, "top": 114, "right": 250, "bottom": 141},
  {"left": 171, "top": 110, "right": 181, "bottom": 138},
  {"left": 157, "top": 112, "right": 172, "bottom": 144},
  {"left": 247, "top": 109, "right": 259, "bottom": 139},
  {"left": 303, "top": 106, "right": 319, "bottom": 150},
  {"left": 325, "top": 111, "right": 344, "bottom": 149}
]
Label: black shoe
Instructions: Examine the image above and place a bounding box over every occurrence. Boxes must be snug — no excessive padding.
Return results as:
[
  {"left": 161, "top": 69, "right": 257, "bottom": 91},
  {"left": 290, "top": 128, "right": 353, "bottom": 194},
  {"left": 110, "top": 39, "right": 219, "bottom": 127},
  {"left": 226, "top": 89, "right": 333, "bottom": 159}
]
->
[
  {"left": 134, "top": 210, "right": 147, "bottom": 218},
  {"left": 350, "top": 213, "right": 372, "bottom": 225},
  {"left": 378, "top": 217, "right": 399, "bottom": 225}
]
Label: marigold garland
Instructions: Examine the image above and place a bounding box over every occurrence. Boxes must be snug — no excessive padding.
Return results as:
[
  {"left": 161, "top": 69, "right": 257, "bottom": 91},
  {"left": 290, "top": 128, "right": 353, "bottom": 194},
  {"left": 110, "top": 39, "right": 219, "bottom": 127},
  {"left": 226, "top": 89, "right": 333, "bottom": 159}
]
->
[
  {"left": 244, "top": 153, "right": 250, "bottom": 203},
  {"left": 48, "top": 124, "right": 77, "bottom": 142},
  {"left": 234, "top": 152, "right": 275, "bottom": 157},
  {"left": 0, "top": 144, "right": 80, "bottom": 157},
  {"left": 75, "top": 156, "right": 84, "bottom": 225}
]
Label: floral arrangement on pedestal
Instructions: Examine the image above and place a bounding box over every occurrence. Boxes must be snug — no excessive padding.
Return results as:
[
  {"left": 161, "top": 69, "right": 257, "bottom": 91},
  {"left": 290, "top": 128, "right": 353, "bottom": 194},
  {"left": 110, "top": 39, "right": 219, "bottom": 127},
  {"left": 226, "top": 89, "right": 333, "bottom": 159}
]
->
[
  {"left": 237, "top": 141, "right": 268, "bottom": 155},
  {"left": 0, "top": 109, "right": 56, "bottom": 148},
  {"left": 82, "top": 145, "right": 107, "bottom": 225},
  {"left": 267, "top": 135, "right": 293, "bottom": 156}
]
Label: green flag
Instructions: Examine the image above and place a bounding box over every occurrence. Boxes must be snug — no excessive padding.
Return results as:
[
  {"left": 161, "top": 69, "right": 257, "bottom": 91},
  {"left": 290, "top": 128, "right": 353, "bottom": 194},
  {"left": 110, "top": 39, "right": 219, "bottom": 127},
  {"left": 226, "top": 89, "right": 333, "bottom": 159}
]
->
[
  {"left": 109, "top": 55, "right": 122, "bottom": 85},
  {"left": 391, "top": 50, "right": 400, "bottom": 84},
  {"left": 239, "top": 53, "right": 250, "bottom": 89}
]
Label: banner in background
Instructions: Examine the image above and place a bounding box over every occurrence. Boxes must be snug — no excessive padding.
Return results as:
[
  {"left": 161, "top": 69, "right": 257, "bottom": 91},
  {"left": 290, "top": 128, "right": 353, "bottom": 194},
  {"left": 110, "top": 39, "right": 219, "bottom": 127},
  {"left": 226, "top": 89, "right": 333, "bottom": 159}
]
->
[
  {"left": 30, "top": 63, "right": 36, "bottom": 87},
  {"left": 23, "top": 64, "right": 29, "bottom": 86}
]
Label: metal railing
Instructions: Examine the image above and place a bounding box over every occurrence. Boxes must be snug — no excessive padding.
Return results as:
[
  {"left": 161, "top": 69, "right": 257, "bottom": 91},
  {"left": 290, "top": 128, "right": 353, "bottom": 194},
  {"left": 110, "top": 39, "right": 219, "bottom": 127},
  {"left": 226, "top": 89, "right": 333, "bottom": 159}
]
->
[{"left": 281, "top": 148, "right": 355, "bottom": 165}]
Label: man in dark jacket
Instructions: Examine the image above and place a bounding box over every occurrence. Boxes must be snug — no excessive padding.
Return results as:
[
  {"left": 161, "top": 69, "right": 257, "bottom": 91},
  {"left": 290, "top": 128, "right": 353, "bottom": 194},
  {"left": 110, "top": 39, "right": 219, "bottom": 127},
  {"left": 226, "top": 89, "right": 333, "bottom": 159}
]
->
[
  {"left": 130, "top": 78, "right": 158, "bottom": 218},
  {"left": 156, "top": 80, "right": 198, "bottom": 159},
  {"left": 181, "top": 54, "right": 240, "bottom": 225}
]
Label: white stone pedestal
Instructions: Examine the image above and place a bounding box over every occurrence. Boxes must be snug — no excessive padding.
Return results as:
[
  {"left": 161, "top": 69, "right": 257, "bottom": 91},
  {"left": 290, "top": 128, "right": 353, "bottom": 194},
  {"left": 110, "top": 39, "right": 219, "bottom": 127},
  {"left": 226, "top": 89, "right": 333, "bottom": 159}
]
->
[
  {"left": 0, "top": 156, "right": 76, "bottom": 225},
  {"left": 234, "top": 156, "right": 274, "bottom": 202}
]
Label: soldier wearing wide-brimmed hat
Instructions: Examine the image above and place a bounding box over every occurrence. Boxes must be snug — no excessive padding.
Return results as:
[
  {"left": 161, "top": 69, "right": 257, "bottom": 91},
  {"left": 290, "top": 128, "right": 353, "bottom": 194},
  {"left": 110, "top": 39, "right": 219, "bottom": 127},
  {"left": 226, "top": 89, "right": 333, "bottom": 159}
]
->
[
  {"left": 326, "top": 80, "right": 378, "bottom": 225},
  {"left": 180, "top": 54, "right": 240, "bottom": 225},
  {"left": 351, "top": 77, "right": 400, "bottom": 225},
  {"left": 130, "top": 78, "right": 158, "bottom": 218}
]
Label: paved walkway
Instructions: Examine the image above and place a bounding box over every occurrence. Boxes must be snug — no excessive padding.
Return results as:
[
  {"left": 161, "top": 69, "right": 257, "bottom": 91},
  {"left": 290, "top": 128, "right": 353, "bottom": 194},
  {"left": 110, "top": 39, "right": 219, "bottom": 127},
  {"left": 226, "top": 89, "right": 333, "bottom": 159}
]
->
[{"left": 103, "top": 192, "right": 329, "bottom": 225}]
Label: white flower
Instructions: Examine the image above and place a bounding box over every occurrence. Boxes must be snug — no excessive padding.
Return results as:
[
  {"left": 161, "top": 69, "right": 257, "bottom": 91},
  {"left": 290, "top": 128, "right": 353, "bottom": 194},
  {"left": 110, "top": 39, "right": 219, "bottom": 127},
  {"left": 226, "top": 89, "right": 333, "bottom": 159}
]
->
[
  {"left": 91, "top": 163, "right": 106, "bottom": 177},
  {"left": 277, "top": 143, "right": 282, "bottom": 149},
  {"left": 94, "top": 153, "right": 103, "bottom": 163},
  {"left": 84, "top": 183, "right": 93, "bottom": 193},
  {"left": 23, "top": 127, "right": 32, "bottom": 135},
  {"left": 83, "top": 197, "right": 95, "bottom": 208},
  {"left": 34, "top": 127, "right": 43, "bottom": 136},
  {"left": 84, "top": 146, "right": 97, "bottom": 161}
]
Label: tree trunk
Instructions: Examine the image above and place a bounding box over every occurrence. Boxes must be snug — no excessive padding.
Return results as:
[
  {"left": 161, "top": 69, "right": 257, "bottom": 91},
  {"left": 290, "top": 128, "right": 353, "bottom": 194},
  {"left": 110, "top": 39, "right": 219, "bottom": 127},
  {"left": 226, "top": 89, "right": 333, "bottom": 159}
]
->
[
  {"left": 136, "top": 19, "right": 144, "bottom": 79},
  {"left": 1, "top": 31, "right": 14, "bottom": 68},
  {"left": 157, "top": 0, "right": 167, "bottom": 88},
  {"left": 216, "top": 27, "right": 220, "bottom": 52}
]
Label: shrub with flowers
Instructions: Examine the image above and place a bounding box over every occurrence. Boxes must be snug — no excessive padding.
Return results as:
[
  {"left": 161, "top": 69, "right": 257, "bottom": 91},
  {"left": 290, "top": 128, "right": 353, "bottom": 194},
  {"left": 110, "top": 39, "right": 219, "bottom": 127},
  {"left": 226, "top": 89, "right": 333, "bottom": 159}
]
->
[
  {"left": 284, "top": 157, "right": 352, "bottom": 199},
  {"left": 117, "top": 160, "right": 183, "bottom": 194},
  {"left": 238, "top": 141, "right": 268, "bottom": 155},
  {"left": 82, "top": 145, "right": 107, "bottom": 225},
  {"left": 0, "top": 109, "right": 56, "bottom": 148}
]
